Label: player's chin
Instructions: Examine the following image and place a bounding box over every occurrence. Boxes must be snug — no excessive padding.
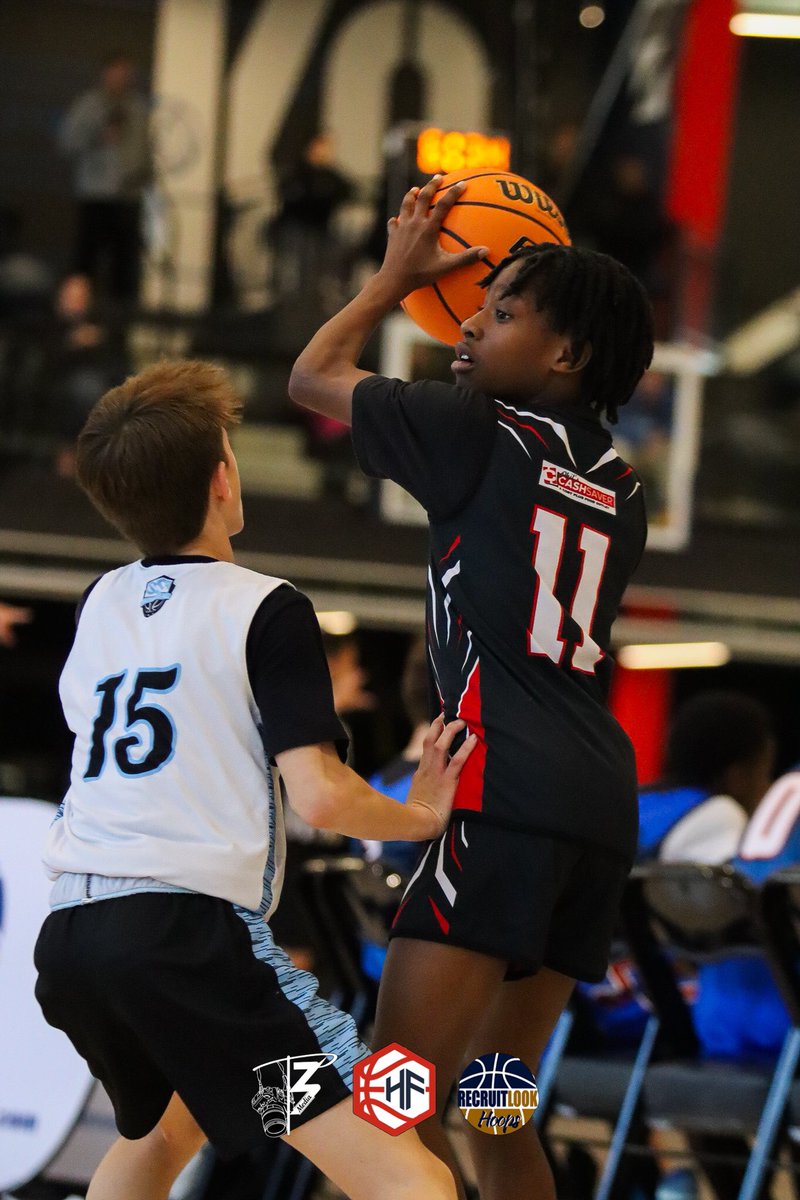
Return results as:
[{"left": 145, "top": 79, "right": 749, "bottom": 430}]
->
[{"left": 450, "top": 362, "right": 482, "bottom": 391}]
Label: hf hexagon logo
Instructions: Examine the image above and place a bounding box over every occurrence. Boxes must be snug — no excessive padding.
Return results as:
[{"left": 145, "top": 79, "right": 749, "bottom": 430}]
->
[{"left": 353, "top": 1043, "right": 436, "bottom": 1135}]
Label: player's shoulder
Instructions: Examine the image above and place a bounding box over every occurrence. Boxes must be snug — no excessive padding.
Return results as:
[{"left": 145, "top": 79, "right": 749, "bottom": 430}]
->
[
  {"left": 81, "top": 559, "right": 292, "bottom": 619},
  {"left": 497, "top": 401, "right": 644, "bottom": 510},
  {"left": 356, "top": 372, "right": 495, "bottom": 412},
  {"left": 77, "top": 560, "right": 137, "bottom": 615},
  {"left": 207, "top": 559, "right": 291, "bottom": 593},
  {"left": 193, "top": 562, "right": 296, "bottom": 627},
  {"left": 362, "top": 372, "right": 489, "bottom": 400}
]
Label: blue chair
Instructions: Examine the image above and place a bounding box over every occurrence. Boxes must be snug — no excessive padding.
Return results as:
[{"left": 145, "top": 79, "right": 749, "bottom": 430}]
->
[{"left": 623, "top": 862, "right": 800, "bottom": 1200}]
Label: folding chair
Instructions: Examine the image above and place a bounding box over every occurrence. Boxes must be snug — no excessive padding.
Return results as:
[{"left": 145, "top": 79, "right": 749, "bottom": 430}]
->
[
  {"left": 537, "top": 930, "right": 662, "bottom": 1200},
  {"left": 624, "top": 862, "right": 800, "bottom": 1200},
  {"left": 758, "top": 866, "right": 800, "bottom": 1193}
]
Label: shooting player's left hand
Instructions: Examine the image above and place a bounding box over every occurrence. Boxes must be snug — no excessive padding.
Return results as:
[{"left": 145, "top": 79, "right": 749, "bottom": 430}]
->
[{"left": 378, "top": 175, "right": 488, "bottom": 296}]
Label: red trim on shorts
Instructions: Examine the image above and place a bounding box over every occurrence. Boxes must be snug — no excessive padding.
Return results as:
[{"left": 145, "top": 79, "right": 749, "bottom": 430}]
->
[
  {"left": 450, "top": 823, "right": 462, "bottom": 870},
  {"left": 429, "top": 896, "right": 450, "bottom": 934},
  {"left": 392, "top": 897, "right": 410, "bottom": 928}
]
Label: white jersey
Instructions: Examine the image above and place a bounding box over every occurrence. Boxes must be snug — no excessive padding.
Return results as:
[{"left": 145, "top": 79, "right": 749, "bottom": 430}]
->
[{"left": 45, "top": 559, "right": 288, "bottom": 912}]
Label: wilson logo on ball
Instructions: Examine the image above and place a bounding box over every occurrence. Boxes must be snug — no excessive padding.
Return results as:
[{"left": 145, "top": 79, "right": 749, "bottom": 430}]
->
[{"left": 353, "top": 1043, "right": 435, "bottom": 1135}]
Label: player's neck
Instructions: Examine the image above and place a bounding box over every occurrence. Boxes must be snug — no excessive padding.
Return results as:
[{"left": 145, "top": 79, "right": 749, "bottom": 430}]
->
[
  {"left": 177, "top": 529, "right": 235, "bottom": 563},
  {"left": 523, "top": 380, "right": 596, "bottom": 421}
]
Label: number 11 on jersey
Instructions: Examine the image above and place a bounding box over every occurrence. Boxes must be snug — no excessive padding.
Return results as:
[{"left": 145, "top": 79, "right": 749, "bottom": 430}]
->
[{"left": 527, "top": 506, "right": 610, "bottom": 675}]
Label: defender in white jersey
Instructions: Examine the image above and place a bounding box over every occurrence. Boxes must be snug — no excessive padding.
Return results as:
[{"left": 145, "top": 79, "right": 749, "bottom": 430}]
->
[{"left": 34, "top": 359, "right": 472, "bottom": 1200}]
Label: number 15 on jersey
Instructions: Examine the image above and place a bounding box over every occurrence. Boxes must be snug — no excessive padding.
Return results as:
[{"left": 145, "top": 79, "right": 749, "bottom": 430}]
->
[{"left": 84, "top": 665, "right": 180, "bottom": 780}]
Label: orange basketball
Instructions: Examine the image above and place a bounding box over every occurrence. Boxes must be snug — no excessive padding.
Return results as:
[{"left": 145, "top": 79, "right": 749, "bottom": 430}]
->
[{"left": 401, "top": 169, "right": 571, "bottom": 345}]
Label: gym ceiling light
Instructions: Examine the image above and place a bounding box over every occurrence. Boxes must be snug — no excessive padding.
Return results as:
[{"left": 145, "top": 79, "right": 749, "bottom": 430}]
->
[{"left": 731, "top": 1, "right": 800, "bottom": 36}]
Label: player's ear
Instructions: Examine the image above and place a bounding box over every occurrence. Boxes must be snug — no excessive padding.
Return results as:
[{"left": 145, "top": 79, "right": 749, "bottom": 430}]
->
[
  {"left": 210, "top": 458, "right": 231, "bottom": 501},
  {"left": 553, "top": 338, "right": 592, "bottom": 375}
]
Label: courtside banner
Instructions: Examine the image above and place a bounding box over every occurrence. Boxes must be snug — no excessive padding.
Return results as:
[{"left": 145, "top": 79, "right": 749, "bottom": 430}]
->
[{"left": 0, "top": 799, "right": 94, "bottom": 1192}]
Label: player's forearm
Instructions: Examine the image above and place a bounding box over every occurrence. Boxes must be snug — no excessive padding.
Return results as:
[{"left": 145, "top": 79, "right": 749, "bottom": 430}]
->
[
  {"left": 288, "top": 271, "right": 405, "bottom": 423},
  {"left": 298, "top": 763, "right": 440, "bottom": 842}
]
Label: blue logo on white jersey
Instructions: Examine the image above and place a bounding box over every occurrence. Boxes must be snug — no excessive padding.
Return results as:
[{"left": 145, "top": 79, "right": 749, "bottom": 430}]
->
[{"left": 141, "top": 576, "right": 175, "bottom": 618}]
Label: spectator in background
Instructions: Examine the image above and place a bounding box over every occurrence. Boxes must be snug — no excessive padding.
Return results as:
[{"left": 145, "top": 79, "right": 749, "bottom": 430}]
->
[
  {"left": 0, "top": 603, "right": 32, "bottom": 649},
  {"left": 59, "top": 52, "right": 152, "bottom": 304},
  {"left": 639, "top": 690, "right": 775, "bottom": 864},
  {"left": 0, "top": 208, "right": 55, "bottom": 445},
  {"left": 576, "top": 692, "right": 775, "bottom": 1200},
  {"left": 582, "top": 152, "right": 677, "bottom": 338},
  {"left": 270, "top": 628, "right": 374, "bottom": 975},
  {"left": 585, "top": 154, "right": 673, "bottom": 287},
  {"left": 581, "top": 690, "right": 774, "bottom": 1045},
  {"left": 360, "top": 637, "right": 430, "bottom": 877},
  {"left": 42, "top": 273, "right": 131, "bottom": 477},
  {"left": 267, "top": 131, "right": 353, "bottom": 304},
  {"left": 323, "top": 629, "right": 376, "bottom": 722},
  {"left": 0, "top": 272, "right": 129, "bottom": 470},
  {"left": 347, "top": 638, "right": 431, "bottom": 991},
  {"left": 694, "top": 765, "right": 800, "bottom": 1065},
  {"left": 0, "top": 206, "right": 53, "bottom": 323}
]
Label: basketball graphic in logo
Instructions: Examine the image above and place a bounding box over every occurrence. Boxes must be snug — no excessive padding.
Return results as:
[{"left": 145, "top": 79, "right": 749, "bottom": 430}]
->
[{"left": 457, "top": 1052, "right": 538, "bottom": 1135}]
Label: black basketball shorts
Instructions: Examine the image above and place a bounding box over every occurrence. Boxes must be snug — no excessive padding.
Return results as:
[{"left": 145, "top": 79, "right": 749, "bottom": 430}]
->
[
  {"left": 389, "top": 814, "right": 631, "bottom": 983},
  {"left": 34, "top": 892, "right": 368, "bottom": 1157}
]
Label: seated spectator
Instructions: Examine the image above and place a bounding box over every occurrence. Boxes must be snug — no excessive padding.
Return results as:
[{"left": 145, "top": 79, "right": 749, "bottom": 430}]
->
[
  {"left": 0, "top": 602, "right": 32, "bottom": 649},
  {"left": 640, "top": 690, "right": 775, "bottom": 864},
  {"left": 359, "top": 637, "right": 429, "bottom": 877},
  {"left": 267, "top": 131, "right": 353, "bottom": 304},
  {"left": 693, "top": 766, "right": 800, "bottom": 1063},
  {"left": 347, "top": 638, "right": 430, "bottom": 985},
  {"left": 579, "top": 690, "right": 775, "bottom": 1047},
  {"left": 269, "top": 628, "right": 372, "bottom": 977},
  {"left": 577, "top": 693, "right": 774, "bottom": 1200},
  {"left": 43, "top": 273, "right": 130, "bottom": 476},
  {"left": 1, "top": 272, "right": 129, "bottom": 473}
]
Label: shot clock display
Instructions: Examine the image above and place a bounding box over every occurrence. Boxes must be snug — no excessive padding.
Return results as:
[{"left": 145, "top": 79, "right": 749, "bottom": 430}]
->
[
  {"left": 384, "top": 121, "right": 513, "bottom": 218},
  {"left": 415, "top": 126, "right": 511, "bottom": 175}
]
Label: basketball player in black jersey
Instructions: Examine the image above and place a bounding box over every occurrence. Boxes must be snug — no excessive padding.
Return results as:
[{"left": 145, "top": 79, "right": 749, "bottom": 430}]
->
[{"left": 290, "top": 175, "right": 654, "bottom": 1200}]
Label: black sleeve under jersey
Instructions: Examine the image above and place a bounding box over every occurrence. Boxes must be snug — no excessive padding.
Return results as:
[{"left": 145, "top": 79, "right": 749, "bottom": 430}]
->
[
  {"left": 75, "top": 576, "right": 102, "bottom": 626},
  {"left": 245, "top": 585, "right": 349, "bottom": 761},
  {"left": 351, "top": 374, "right": 497, "bottom": 521}
]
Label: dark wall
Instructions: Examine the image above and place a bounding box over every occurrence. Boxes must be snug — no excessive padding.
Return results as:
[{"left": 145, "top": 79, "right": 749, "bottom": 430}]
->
[
  {"left": 0, "top": 0, "right": 155, "bottom": 272},
  {"left": 716, "top": 35, "right": 800, "bottom": 334}
]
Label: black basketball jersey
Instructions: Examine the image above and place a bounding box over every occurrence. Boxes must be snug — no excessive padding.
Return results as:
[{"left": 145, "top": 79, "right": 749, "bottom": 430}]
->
[{"left": 352, "top": 375, "right": 647, "bottom": 863}]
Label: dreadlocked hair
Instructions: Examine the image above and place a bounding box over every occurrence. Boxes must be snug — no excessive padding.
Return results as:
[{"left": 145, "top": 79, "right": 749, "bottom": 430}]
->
[{"left": 480, "top": 244, "right": 654, "bottom": 424}]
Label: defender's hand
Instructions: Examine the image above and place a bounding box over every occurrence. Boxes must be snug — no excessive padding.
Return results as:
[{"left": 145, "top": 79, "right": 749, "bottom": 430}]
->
[
  {"left": 378, "top": 175, "right": 489, "bottom": 297},
  {"left": 406, "top": 715, "right": 477, "bottom": 839}
]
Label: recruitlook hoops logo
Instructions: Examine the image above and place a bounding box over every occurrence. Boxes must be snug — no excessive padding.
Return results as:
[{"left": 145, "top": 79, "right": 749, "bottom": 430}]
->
[{"left": 457, "top": 1053, "right": 539, "bottom": 1135}]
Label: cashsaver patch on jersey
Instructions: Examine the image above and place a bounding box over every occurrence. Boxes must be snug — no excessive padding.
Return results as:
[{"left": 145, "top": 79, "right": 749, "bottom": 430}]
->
[{"left": 539, "top": 461, "right": 617, "bottom": 515}]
